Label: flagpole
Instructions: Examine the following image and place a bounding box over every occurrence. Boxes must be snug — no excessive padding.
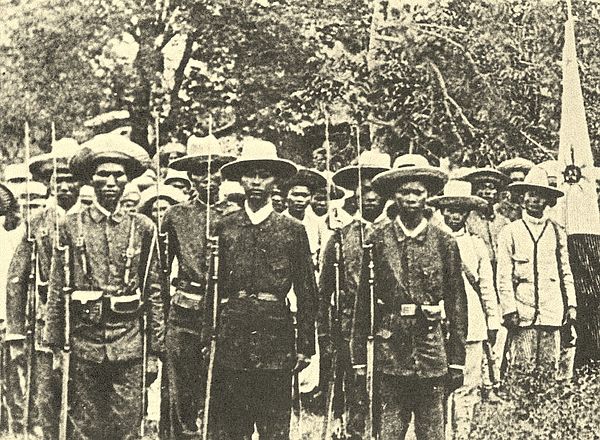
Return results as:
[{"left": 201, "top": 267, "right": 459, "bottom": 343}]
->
[{"left": 566, "top": 0, "right": 573, "bottom": 20}]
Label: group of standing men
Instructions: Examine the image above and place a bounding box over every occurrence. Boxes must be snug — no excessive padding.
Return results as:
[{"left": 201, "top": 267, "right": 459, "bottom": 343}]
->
[{"left": 0, "top": 128, "right": 584, "bottom": 440}]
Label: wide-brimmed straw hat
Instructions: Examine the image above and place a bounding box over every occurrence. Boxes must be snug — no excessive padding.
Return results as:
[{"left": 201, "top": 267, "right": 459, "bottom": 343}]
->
[
  {"left": 139, "top": 184, "right": 186, "bottom": 216},
  {"left": 371, "top": 154, "right": 448, "bottom": 197},
  {"left": 4, "top": 163, "right": 31, "bottom": 184},
  {"left": 498, "top": 157, "right": 535, "bottom": 175},
  {"left": 332, "top": 150, "right": 391, "bottom": 190},
  {"left": 460, "top": 167, "right": 510, "bottom": 187},
  {"left": 29, "top": 137, "right": 80, "bottom": 180},
  {"left": 164, "top": 169, "right": 191, "bottom": 188},
  {"left": 509, "top": 167, "right": 564, "bottom": 199},
  {"left": 283, "top": 167, "right": 327, "bottom": 194},
  {"left": 70, "top": 134, "right": 150, "bottom": 181},
  {"left": 0, "top": 183, "right": 17, "bottom": 215},
  {"left": 220, "top": 138, "right": 297, "bottom": 181},
  {"left": 169, "top": 135, "right": 235, "bottom": 173},
  {"left": 427, "top": 180, "right": 487, "bottom": 211}
]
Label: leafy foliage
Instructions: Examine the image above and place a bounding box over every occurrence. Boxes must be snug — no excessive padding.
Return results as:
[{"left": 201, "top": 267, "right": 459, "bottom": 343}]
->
[{"left": 1, "top": 0, "right": 600, "bottom": 171}]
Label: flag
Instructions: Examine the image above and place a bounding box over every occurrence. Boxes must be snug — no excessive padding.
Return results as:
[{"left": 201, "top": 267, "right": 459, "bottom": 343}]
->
[
  {"left": 558, "top": 13, "right": 600, "bottom": 365},
  {"left": 558, "top": 16, "right": 600, "bottom": 234}
]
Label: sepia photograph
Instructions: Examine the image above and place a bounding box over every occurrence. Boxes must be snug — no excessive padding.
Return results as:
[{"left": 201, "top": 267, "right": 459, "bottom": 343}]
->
[{"left": 0, "top": 0, "right": 600, "bottom": 438}]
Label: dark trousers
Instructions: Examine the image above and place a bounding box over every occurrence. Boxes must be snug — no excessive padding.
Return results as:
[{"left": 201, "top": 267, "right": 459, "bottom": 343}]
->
[
  {"left": 36, "top": 350, "right": 61, "bottom": 440},
  {"left": 213, "top": 368, "right": 292, "bottom": 440},
  {"left": 166, "top": 306, "right": 205, "bottom": 439},
  {"left": 377, "top": 374, "right": 445, "bottom": 440},
  {"left": 69, "top": 357, "right": 143, "bottom": 440}
]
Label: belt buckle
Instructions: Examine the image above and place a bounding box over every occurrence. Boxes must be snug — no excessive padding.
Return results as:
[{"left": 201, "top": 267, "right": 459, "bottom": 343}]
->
[{"left": 400, "top": 304, "right": 417, "bottom": 317}]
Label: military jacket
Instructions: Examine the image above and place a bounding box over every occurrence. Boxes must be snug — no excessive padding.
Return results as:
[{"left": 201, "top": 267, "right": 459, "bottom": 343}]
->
[
  {"left": 161, "top": 198, "right": 239, "bottom": 328},
  {"left": 45, "top": 204, "right": 165, "bottom": 363},
  {"left": 212, "top": 209, "right": 317, "bottom": 371},
  {"left": 163, "top": 199, "right": 239, "bottom": 290},
  {"left": 352, "top": 220, "right": 467, "bottom": 378},
  {"left": 319, "top": 219, "right": 374, "bottom": 341},
  {"left": 6, "top": 205, "right": 63, "bottom": 350}
]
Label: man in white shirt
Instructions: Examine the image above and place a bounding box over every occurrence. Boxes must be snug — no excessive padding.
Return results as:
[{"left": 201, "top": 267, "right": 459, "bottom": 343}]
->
[
  {"left": 429, "top": 180, "right": 501, "bottom": 440},
  {"left": 497, "top": 167, "right": 576, "bottom": 382}
]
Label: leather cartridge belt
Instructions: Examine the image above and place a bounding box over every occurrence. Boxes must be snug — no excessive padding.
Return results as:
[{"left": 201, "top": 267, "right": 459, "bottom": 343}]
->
[
  {"left": 171, "top": 278, "right": 204, "bottom": 311},
  {"left": 71, "top": 290, "right": 143, "bottom": 321},
  {"left": 171, "top": 277, "right": 205, "bottom": 295},
  {"left": 221, "top": 290, "right": 280, "bottom": 304},
  {"left": 398, "top": 303, "right": 445, "bottom": 320}
]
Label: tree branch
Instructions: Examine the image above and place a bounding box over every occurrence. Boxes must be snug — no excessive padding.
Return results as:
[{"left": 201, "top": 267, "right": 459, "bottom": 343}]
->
[
  {"left": 519, "top": 130, "right": 557, "bottom": 159},
  {"left": 428, "top": 60, "right": 478, "bottom": 137}
]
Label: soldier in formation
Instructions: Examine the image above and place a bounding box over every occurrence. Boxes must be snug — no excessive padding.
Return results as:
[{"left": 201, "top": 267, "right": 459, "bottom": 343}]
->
[
  {"left": 44, "top": 133, "right": 166, "bottom": 439},
  {"left": 0, "top": 120, "right": 589, "bottom": 440}
]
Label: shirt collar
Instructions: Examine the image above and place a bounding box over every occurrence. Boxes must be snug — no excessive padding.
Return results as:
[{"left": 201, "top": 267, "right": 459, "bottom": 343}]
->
[
  {"left": 523, "top": 210, "right": 549, "bottom": 226},
  {"left": 394, "top": 217, "right": 428, "bottom": 241},
  {"left": 244, "top": 200, "right": 274, "bottom": 225},
  {"left": 450, "top": 226, "right": 468, "bottom": 238},
  {"left": 90, "top": 200, "right": 125, "bottom": 223}
]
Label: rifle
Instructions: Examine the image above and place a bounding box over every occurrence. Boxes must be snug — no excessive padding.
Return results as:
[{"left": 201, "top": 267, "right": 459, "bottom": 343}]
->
[
  {"left": 58, "top": 244, "right": 71, "bottom": 440},
  {"left": 202, "top": 235, "right": 219, "bottom": 440},
  {"left": 291, "top": 312, "right": 301, "bottom": 440},
  {"left": 364, "top": 244, "right": 376, "bottom": 440},
  {"left": 51, "top": 122, "right": 74, "bottom": 440},
  {"left": 322, "top": 229, "right": 342, "bottom": 440},
  {"left": 202, "top": 117, "right": 218, "bottom": 440},
  {"left": 23, "top": 121, "right": 36, "bottom": 440}
]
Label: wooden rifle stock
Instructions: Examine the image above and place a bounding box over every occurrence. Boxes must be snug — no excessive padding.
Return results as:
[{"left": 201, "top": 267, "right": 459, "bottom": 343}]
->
[
  {"left": 23, "top": 238, "right": 37, "bottom": 439},
  {"left": 59, "top": 245, "right": 71, "bottom": 440},
  {"left": 202, "top": 236, "right": 219, "bottom": 440},
  {"left": 322, "top": 230, "right": 343, "bottom": 440},
  {"left": 365, "top": 244, "right": 376, "bottom": 440}
]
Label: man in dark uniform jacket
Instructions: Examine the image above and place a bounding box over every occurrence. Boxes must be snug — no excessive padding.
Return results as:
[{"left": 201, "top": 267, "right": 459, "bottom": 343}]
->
[
  {"left": 352, "top": 154, "right": 468, "bottom": 440},
  {"left": 6, "top": 138, "right": 81, "bottom": 438},
  {"left": 44, "top": 134, "right": 165, "bottom": 440},
  {"left": 319, "top": 150, "right": 390, "bottom": 438},
  {"left": 209, "top": 139, "right": 318, "bottom": 440},
  {"left": 161, "top": 134, "right": 238, "bottom": 439}
]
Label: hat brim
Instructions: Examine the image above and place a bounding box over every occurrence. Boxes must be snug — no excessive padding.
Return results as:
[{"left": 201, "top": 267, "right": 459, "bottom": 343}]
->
[
  {"left": 30, "top": 155, "right": 70, "bottom": 180},
  {"left": 169, "top": 154, "right": 236, "bottom": 173},
  {"left": 372, "top": 167, "right": 448, "bottom": 197},
  {"left": 0, "top": 183, "right": 16, "bottom": 214},
  {"left": 427, "top": 195, "right": 488, "bottom": 211},
  {"left": 221, "top": 159, "right": 298, "bottom": 181},
  {"left": 70, "top": 152, "right": 148, "bottom": 182},
  {"left": 508, "top": 182, "right": 564, "bottom": 199},
  {"left": 461, "top": 169, "right": 510, "bottom": 186},
  {"left": 332, "top": 166, "right": 389, "bottom": 190}
]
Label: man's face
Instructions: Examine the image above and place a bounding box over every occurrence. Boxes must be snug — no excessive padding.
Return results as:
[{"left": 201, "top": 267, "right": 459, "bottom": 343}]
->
[
  {"left": 442, "top": 207, "right": 470, "bottom": 232},
  {"left": 168, "top": 151, "right": 185, "bottom": 164},
  {"left": 167, "top": 179, "right": 191, "bottom": 194},
  {"left": 92, "top": 162, "right": 128, "bottom": 209},
  {"left": 523, "top": 190, "right": 550, "bottom": 218},
  {"left": 189, "top": 170, "right": 219, "bottom": 204},
  {"left": 272, "top": 191, "right": 286, "bottom": 213},
  {"left": 361, "top": 189, "right": 383, "bottom": 222},
  {"left": 474, "top": 180, "right": 498, "bottom": 205},
  {"left": 311, "top": 193, "right": 328, "bottom": 217},
  {"left": 151, "top": 199, "right": 173, "bottom": 224},
  {"left": 120, "top": 197, "right": 139, "bottom": 213},
  {"left": 54, "top": 172, "right": 80, "bottom": 210},
  {"left": 394, "top": 180, "right": 428, "bottom": 215},
  {"left": 509, "top": 171, "right": 526, "bottom": 183},
  {"left": 287, "top": 185, "right": 312, "bottom": 214},
  {"left": 240, "top": 168, "right": 275, "bottom": 206}
]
